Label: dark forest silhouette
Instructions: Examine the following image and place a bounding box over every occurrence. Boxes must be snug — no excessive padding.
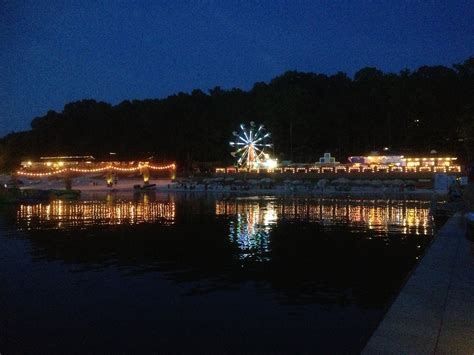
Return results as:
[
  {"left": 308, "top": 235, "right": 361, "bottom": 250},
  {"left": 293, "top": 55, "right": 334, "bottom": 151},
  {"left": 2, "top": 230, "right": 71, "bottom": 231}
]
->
[{"left": 1, "top": 57, "right": 473, "bottom": 172}]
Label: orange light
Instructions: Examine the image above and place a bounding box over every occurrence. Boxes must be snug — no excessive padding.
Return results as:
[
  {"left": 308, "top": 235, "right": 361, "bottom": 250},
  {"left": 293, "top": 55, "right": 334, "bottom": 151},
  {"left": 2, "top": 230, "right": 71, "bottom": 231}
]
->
[{"left": 17, "top": 162, "right": 176, "bottom": 176}]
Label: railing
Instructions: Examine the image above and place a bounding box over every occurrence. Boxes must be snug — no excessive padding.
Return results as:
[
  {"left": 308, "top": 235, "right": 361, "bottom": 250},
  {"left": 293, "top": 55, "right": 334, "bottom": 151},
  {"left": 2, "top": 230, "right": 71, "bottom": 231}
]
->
[{"left": 215, "top": 165, "right": 462, "bottom": 174}]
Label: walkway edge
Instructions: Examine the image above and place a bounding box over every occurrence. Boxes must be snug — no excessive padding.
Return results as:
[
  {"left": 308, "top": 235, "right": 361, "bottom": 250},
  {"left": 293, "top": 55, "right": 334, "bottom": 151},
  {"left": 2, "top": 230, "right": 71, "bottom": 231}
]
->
[{"left": 363, "top": 213, "right": 474, "bottom": 354}]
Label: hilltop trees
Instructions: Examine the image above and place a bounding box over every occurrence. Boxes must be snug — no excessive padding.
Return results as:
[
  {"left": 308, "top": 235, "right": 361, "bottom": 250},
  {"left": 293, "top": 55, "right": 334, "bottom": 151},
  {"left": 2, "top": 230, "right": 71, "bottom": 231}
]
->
[{"left": 0, "top": 57, "right": 473, "bottom": 172}]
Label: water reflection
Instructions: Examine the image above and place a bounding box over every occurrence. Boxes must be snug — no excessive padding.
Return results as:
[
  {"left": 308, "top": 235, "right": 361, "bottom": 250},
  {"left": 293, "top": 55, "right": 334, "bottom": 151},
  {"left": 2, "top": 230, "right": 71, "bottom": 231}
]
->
[
  {"left": 224, "top": 200, "right": 278, "bottom": 261},
  {"left": 218, "top": 198, "right": 431, "bottom": 234},
  {"left": 17, "top": 194, "right": 175, "bottom": 229},
  {"left": 216, "top": 198, "right": 433, "bottom": 261},
  {"left": 8, "top": 195, "right": 436, "bottom": 318},
  {"left": 3, "top": 195, "right": 437, "bottom": 353},
  {"left": 16, "top": 196, "right": 432, "bottom": 251}
]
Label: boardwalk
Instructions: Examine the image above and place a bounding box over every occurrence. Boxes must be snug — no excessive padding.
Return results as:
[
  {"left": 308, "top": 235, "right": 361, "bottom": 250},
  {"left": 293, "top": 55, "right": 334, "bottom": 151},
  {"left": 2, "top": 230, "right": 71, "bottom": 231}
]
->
[{"left": 363, "top": 213, "right": 474, "bottom": 354}]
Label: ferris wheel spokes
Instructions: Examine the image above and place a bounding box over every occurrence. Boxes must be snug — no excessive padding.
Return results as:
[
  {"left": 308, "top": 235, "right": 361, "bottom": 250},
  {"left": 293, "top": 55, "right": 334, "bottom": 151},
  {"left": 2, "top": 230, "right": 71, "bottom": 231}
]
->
[{"left": 229, "top": 122, "right": 276, "bottom": 169}]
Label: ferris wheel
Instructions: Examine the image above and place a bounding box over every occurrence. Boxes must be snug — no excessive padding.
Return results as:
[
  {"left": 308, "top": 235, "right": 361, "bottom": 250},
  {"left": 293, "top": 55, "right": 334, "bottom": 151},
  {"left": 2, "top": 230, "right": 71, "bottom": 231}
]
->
[{"left": 229, "top": 122, "right": 273, "bottom": 168}]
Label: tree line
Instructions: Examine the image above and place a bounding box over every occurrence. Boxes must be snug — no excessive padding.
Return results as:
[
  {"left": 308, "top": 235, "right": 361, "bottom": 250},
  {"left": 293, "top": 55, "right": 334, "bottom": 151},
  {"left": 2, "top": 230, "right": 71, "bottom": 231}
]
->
[{"left": 1, "top": 57, "right": 473, "bottom": 172}]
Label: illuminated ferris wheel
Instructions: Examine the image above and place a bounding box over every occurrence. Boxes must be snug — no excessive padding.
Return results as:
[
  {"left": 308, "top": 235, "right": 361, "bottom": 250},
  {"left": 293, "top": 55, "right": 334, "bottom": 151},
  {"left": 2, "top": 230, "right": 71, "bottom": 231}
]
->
[{"left": 229, "top": 122, "right": 274, "bottom": 169}]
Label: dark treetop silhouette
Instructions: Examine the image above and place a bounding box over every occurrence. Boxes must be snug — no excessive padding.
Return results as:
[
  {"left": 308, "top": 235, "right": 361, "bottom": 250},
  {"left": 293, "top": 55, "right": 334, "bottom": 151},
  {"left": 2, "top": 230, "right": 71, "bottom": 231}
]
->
[{"left": 0, "top": 57, "right": 473, "bottom": 172}]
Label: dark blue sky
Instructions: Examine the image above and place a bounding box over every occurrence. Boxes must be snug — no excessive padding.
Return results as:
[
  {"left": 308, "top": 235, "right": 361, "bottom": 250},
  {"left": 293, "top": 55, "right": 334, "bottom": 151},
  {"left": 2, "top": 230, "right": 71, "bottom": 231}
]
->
[{"left": 1, "top": 1, "right": 473, "bottom": 137}]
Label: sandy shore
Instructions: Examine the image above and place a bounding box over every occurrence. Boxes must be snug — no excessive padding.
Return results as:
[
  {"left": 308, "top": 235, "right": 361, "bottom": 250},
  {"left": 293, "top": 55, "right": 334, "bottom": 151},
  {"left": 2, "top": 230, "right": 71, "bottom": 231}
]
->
[
  {"left": 7, "top": 175, "right": 446, "bottom": 200},
  {"left": 16, "top": 177, "right": 169, "bottom": 192}
]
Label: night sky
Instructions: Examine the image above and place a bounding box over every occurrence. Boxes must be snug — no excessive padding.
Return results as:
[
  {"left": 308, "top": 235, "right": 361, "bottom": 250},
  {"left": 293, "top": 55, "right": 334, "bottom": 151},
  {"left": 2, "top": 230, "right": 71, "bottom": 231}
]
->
[{"left": 1, "top": 1, "right": 473, "bottom": 137}]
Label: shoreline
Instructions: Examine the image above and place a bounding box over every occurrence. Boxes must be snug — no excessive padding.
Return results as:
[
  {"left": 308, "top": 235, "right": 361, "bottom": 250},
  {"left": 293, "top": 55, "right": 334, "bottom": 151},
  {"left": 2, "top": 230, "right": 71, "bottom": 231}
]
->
[
  {"left": 3, "top": 176, "right": 450, "bottom": 201},
  {"left": 20, "top": 186, "right": 447, "bottom": 202}
]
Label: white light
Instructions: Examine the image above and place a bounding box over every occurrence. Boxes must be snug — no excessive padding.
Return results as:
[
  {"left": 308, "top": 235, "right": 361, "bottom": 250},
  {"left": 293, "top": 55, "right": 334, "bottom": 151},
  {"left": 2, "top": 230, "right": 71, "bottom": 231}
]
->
[
  {"left": 263, "top": 158, "right": 278, "bottom": 169},
  {"left": 230, "top": 122, "right": 274, "bottom": 168}
]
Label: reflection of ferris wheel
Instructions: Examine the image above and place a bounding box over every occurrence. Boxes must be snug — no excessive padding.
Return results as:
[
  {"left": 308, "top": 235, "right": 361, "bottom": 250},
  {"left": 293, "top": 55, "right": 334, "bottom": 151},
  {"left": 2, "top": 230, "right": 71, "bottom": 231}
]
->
[{"left": 229, "top": 122, "right": 272, "bottom": 168}]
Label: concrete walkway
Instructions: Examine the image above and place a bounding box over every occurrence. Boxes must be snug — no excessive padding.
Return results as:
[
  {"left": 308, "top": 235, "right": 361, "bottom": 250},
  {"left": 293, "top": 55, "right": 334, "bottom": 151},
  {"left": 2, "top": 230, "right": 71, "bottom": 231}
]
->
[{"left": 363, "top": 213, "right": 474, "bottom": 354}]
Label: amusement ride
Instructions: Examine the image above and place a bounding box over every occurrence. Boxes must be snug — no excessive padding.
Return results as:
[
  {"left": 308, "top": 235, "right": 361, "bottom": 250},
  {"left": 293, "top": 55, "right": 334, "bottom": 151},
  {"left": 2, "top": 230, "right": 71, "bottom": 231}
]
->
[{"left": 229, "top": 122, "right": 277, "bottom": 169}]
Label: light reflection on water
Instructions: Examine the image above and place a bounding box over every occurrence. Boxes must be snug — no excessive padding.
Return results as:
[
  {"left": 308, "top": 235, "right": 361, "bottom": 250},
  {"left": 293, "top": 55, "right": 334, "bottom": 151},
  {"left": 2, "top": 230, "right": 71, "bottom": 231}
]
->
[
  {"left": 15, "top": 195, "right": 434, "bottom": 264},
  {"left": 216, "top": 198, "right": 433, "bottom": 260},
  {"left": 5, "top": 195, "right": 436, "bottom": 353},
  {"left": 16, "top": 196, "right": 432, "bottom": 237},
  {"left": 16, "top": 195, "right": 176, "bottom": 229},
  {"left": 217, "top": 198, "right": 432, "bottom": 234},
  {"left": 227, "top": 202, "right": 277, "bottom": 261}
]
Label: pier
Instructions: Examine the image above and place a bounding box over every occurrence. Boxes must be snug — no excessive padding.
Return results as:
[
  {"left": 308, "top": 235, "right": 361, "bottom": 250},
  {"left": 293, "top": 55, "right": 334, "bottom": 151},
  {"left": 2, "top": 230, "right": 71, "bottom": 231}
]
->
[{"left": 363, "top": 213, "right": 474, "bottom": 354}]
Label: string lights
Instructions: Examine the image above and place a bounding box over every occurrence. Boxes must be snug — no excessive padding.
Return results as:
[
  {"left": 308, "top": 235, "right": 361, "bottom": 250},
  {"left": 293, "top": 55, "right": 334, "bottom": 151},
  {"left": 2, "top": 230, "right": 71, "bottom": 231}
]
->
[
  {"left": 215, "top": 163, "right": 462, "bottom": 174},
  {"left": 17, "top": 162, "right": 176, "bottom": 177},
  {"left": 16, "top": 169, "right": 69, "bottom": 177}
]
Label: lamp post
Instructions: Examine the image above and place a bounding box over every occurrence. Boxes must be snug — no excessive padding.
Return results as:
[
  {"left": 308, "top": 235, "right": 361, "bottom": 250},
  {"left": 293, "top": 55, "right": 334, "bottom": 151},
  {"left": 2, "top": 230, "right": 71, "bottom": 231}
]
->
[{"left": 142, "top": 166, "right": 150, "bottom": 185}]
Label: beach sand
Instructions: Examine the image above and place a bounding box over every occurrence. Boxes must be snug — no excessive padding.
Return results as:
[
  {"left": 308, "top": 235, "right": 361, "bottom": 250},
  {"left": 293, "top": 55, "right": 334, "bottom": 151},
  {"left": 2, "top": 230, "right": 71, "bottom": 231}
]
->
[{"left": 6, "top": 175, "right": 447, "bottom": 200}]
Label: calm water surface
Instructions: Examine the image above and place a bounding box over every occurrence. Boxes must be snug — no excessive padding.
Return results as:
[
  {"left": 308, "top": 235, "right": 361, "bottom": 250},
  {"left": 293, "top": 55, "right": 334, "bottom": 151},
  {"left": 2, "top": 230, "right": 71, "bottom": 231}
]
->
[{"left": 0, "top": 193, "right": 435, "bottom": 353}]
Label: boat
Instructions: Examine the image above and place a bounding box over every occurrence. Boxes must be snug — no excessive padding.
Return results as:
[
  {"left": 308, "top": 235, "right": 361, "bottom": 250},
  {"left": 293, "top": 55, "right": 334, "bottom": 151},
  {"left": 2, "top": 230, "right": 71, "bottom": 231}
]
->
[{"left": 133, "top": 184, "right": 156, "bottom": 191}]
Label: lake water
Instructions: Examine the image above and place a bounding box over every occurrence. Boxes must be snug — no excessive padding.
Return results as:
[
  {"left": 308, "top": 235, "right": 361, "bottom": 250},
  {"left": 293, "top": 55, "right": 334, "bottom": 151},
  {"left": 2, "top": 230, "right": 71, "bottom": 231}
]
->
[{"left": 0, "top": 193, "right": 435, "bottom": 353}]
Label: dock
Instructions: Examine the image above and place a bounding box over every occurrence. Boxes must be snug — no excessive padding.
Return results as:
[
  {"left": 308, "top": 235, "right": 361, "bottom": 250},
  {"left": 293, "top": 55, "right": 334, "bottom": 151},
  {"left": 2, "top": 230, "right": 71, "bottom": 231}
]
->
[{"left": 363, "top": 213, "right": 474, "bottom": 354}]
